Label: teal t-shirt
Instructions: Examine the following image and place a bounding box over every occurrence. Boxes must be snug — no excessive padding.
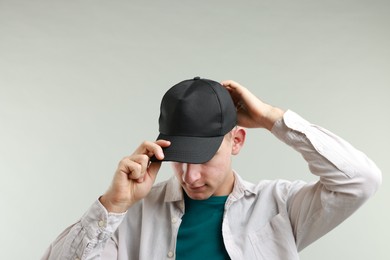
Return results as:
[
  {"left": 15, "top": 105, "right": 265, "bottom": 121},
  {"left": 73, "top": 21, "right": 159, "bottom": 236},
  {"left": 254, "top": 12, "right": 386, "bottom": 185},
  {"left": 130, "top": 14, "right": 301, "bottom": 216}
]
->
[{"left": 176, "top": 192, "right": 230, "bottom": 259}]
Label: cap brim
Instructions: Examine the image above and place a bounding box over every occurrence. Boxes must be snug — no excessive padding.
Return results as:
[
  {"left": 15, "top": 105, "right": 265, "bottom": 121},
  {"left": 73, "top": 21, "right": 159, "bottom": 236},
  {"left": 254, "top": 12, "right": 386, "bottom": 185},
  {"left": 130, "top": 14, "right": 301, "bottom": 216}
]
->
[{"left": 151, "top": 133, "right": 224, "bottom": 164}]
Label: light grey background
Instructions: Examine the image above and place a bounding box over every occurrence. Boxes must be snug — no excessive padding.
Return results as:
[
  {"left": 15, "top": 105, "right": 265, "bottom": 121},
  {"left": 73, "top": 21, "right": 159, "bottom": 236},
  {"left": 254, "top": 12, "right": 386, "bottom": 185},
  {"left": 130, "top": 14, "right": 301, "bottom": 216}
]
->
[{"left": 1, "top": 0, "right": 389, "bottom": 259}]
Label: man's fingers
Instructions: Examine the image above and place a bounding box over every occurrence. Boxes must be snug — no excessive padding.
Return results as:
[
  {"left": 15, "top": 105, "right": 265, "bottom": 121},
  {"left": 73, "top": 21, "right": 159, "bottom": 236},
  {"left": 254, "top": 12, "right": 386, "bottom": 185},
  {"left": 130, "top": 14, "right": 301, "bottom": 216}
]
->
[
  {"left": 119, "top": 156, "right": 143, "bottom": 180},
  {"left": 116, "top": 139, "right": 171, "bottom": 184},
  {"left": 221, "top": 80, "right": 247, "bottom": 106},
  {"left": 153, "top": 139, "right": 171, "bottom": 160},
  {"left": 133, "top": 140, "right": 171, "bottom": 160},
  {"left": 220, "top": 80, "right": 238, "bottom": 88}
]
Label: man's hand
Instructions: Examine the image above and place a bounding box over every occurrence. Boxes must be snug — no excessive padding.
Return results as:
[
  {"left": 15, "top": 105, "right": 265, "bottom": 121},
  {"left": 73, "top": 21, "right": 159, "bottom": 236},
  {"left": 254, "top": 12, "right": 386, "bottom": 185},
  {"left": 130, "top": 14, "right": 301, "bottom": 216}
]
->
[
  {"left": 221, "top": 80, "right": 285, "bottom": 131},
  {"left": 100, "top": 140, "right": 171, "bottom": 213}
]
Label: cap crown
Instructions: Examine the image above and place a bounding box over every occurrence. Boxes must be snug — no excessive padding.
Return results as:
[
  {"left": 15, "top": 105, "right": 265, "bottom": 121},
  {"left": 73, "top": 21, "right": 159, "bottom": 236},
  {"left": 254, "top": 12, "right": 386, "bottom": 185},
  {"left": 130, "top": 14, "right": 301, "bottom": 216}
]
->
[{"left": 159, "top": 78, "right": 236, "bottom": 137}]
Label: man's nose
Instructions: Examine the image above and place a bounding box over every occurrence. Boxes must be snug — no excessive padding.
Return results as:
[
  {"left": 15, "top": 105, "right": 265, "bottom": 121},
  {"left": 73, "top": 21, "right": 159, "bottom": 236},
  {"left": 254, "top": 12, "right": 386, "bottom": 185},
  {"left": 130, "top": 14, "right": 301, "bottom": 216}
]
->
[{"left": 182, "top": 164, "right": 202, "bottom": 185}]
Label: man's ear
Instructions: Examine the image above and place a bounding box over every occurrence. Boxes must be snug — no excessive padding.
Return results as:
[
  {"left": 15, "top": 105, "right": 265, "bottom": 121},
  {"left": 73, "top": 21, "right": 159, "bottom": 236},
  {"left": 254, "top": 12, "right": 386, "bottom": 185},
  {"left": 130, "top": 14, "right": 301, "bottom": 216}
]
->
[{"left": 231, "top": 127, "right": 246, "bottom": 155}]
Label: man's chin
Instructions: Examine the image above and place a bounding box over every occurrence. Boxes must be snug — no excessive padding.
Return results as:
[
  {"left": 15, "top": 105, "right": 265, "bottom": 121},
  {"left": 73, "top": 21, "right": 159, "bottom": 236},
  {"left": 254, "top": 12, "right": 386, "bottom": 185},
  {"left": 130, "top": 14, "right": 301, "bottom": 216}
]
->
[{"left": 184, "top": 187, "right": 213, "bottom": 200}]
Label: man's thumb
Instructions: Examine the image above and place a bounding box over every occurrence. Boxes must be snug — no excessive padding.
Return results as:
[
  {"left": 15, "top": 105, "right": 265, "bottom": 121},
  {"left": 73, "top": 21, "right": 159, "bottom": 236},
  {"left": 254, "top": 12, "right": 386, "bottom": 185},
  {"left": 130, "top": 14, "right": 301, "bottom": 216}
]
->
[{"left": 148, "top": 161, "right": 162, "bottom": 181}]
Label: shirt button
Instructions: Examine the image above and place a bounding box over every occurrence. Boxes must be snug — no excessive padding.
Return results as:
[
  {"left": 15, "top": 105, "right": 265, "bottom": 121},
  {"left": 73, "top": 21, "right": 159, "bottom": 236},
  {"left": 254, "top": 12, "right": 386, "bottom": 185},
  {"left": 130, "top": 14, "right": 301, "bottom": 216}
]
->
[
  {"left": 167, "top": 251, "right": 174, "bottom": 258},
  {"left": 98, "top": 232, "right": 107, "bottom": 240},
  {"left": 171, "top": 217, "right": 177, "bottom": 224},
  {"left": 98, "top": 220, "right": 105, "bottom": 227}
]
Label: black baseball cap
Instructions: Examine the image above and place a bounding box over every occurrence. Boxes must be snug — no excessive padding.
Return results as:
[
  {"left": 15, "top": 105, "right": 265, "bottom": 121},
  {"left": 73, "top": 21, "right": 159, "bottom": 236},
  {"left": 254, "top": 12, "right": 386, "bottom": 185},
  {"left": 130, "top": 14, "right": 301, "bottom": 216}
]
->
[{"left": 152, "top": 77, "right": 237, "bottom": 164}]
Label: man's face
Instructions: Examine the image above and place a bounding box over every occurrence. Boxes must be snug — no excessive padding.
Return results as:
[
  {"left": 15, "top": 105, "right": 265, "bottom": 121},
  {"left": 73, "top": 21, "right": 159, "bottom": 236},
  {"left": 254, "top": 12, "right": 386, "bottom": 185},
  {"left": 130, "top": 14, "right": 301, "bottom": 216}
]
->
[{"left": 171, "top": 134, "right": 236, "bottom": 200}]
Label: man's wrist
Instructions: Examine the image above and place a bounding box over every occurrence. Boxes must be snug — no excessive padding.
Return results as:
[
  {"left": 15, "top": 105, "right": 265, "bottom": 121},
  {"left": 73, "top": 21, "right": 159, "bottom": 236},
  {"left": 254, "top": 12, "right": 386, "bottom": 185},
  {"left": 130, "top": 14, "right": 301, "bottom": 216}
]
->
[
  {"left": 262, "top": 106, "right": 285, "bottom": 131},
  {"left": 99, "top": 195, "right": 130, "bottom": 214}
]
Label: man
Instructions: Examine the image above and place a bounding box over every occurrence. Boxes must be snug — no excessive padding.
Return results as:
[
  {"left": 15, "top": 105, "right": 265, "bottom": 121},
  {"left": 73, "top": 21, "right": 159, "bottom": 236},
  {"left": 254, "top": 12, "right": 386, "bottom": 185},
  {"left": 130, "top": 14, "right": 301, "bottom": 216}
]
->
[{"left": 42, "top": 77, "right": 381, "bottom": 260}]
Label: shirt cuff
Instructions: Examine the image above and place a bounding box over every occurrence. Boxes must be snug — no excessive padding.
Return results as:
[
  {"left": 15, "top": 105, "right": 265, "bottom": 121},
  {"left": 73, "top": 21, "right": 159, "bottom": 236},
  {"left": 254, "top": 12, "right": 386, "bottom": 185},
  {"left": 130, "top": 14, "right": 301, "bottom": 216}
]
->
[
  {"left": 271, "top": 110, "right": 306, "bottom": 144},
  {"left": 80, "top": 199, "right": 126, "bottom": 241}
]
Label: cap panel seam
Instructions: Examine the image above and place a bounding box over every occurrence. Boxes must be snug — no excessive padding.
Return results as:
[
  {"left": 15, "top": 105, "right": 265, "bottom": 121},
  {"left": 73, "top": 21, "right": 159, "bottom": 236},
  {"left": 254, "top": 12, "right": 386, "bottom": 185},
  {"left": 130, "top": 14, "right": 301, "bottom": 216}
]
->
[{"left": 203, "top": 80, "right": 224, "bottom": 136}]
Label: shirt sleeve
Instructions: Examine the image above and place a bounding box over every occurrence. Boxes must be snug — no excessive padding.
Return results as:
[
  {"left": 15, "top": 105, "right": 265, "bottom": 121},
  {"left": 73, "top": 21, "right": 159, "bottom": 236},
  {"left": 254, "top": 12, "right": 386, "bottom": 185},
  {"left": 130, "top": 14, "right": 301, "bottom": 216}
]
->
[
  {"left": 271, "top": 110, "right": 382, "bottom": 251},
  {"left": 41, "top": 199, "right": 126, "bottom": 260}
]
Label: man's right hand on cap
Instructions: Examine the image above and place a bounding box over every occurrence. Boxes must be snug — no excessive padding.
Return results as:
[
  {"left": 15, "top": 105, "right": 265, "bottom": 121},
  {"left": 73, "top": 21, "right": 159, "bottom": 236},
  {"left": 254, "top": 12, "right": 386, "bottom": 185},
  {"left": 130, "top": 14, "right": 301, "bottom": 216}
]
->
[{"left": 99, "top": 140, "right": 170, "bottom": 213}]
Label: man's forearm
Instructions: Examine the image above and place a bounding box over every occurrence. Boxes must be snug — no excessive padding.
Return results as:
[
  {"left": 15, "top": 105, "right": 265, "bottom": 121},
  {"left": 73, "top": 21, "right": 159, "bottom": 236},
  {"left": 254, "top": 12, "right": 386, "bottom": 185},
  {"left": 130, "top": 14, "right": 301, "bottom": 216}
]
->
[{"left": 42, "top": 200, "right": 124, "bottom": 260}]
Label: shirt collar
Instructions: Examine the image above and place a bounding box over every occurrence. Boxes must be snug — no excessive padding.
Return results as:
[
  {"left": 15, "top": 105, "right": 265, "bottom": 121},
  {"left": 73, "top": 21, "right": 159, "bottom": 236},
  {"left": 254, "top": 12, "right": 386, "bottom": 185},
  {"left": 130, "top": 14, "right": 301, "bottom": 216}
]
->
[
  {"left": 230, "top": 170, "right": 257, "bottom": 201},
  {"left": 163, "top": 170, "right": 257, "bottom": 204},
  {"left": 164, "top": 176, "right": 184, "bottom": 203}
]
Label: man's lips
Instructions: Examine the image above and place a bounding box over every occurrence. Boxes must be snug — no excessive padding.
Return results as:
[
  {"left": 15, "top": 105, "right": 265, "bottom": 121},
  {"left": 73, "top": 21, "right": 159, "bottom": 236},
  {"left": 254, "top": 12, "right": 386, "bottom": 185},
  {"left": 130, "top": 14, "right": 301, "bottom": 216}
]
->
[{"left": 186, "top": 184, "right": 206, "bottom": 191}]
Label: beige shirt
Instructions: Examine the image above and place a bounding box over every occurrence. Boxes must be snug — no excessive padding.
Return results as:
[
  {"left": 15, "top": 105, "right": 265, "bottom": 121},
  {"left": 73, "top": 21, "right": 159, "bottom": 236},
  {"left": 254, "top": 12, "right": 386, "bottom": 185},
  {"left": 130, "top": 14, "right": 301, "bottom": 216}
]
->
[{"left": 42, "top": 110, "right": 382, "bottom": 260}]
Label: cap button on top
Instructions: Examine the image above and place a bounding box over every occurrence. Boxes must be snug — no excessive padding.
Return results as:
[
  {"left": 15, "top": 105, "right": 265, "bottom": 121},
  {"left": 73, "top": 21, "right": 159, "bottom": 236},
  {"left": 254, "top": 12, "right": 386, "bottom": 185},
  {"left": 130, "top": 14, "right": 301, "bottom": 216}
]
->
[{"left": 193, "top": 76, "right": 201, "bottom": 80}]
